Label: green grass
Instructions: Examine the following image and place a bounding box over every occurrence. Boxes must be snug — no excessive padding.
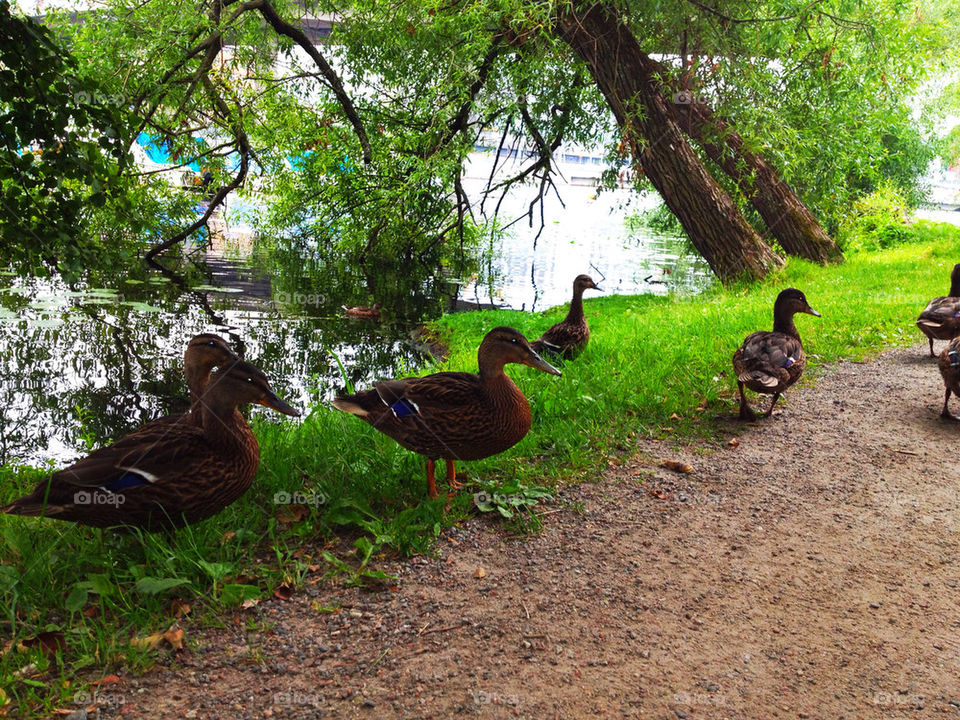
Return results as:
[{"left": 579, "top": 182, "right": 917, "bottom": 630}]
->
[{"left": 2, "top": 225, "right": 960, "bottom": 714}]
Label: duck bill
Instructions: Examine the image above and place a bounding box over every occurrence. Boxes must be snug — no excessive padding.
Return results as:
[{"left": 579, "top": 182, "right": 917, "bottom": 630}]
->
[
  {"left": 260, "top": 391, "right": 301, "bottom": 417},
  {"left": 805, "top": 306, "right": 821, "bottom": 317},
  {"left": 523, "top": 350, "right": 562, "bottom": 377}
]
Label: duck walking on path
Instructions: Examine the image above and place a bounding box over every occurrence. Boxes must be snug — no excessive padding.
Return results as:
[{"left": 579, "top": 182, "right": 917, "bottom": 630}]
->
[
  {"left": 2, "top": 360, "right": 299, "bottom": 531},
  {"left": 917, "top": 263, "right": 960, "bottom": 357},
  {"left": 937, "top": 336, "right": 960, "bottom": 420},
  {"left": 333, "top": 327, "right": 561, "bottom": 498},
  {"left": 733, "top": 289, "right": 820, "bottom": 421},
  {"left": 530, "top": 274, "right": 601, "bottom": 360}
]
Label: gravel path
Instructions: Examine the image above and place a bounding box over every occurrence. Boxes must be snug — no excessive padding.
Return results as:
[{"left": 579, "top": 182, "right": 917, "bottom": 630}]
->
[{"left": 96, "top": 345, "right": 960, "bottom": 719}]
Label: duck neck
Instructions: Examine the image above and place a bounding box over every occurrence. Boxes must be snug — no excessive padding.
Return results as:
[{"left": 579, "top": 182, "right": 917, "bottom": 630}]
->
[
  {"left": 198, "top": 397, "right": 244, "bottom": 448},
  {"left": 950, "top": 274, "right": 960, "bottom": 297},
  {"left": 184, "top": 363, "right": 209, "bottom": 406},
  {"left": 565, "top": 286, "right": 586, "bottom": 324},
  {"left": 773, "top": 312, "right": 800, "bottom": 340}
]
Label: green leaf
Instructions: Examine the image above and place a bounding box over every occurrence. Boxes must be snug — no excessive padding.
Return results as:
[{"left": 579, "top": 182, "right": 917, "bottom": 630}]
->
[
  {"left": 135, "top": 576, "right": 189, "bottom": 595},
  {"left": 65, "top": 584, "right": 89, "bottom": 612}
]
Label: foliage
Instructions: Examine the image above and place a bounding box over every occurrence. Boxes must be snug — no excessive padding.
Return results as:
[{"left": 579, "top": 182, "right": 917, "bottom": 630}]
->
[
  {"left": 626, "top": 202, "right": 687, "bottom": 238},
  {"left": 836, "top": 183, "right": 914, "bottom": 252},
  {"left": 0, "top": 0, "right": 137, "bottom": 277}
]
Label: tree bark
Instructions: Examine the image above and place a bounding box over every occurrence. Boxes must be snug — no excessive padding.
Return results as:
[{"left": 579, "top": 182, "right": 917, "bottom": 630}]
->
[
  {"left": 660, "top": 69, "right": 843, "bottom": 263},
  {"left": 554, "top": 4, "right": 782, "bottom": 284}
]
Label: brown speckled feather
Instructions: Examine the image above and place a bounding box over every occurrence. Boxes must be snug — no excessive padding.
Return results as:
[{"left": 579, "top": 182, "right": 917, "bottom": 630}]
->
[
  {"left": 917, "top": 296, "right": 960, "bottom": 341},
  {"left": 348, "top": 371, "right": 531, "bottom": 461},
  {"left": 530, "top": 275, "right": 600, "bottom": 360},
  {"left": 2, "top": 360, "right": 297, "bottom": 531},
  {"left": 733, "top": 331, "right": 806, "bottom": 394}
]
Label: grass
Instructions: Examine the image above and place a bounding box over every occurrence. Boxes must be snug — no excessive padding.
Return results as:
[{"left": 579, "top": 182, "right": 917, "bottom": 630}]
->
[{"left": 2, "top": 224, "right": 960, "bottom": 715}]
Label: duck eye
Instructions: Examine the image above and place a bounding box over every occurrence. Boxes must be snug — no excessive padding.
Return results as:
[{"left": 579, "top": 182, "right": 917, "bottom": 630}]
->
[{"left": 246, "top": 377, "right": 253, "bottom": 383}]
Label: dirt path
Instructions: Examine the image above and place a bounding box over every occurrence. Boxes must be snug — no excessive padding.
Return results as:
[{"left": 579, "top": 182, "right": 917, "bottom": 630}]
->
[{"left": 107, "top": 346, "right": 960, "bottom": 719}]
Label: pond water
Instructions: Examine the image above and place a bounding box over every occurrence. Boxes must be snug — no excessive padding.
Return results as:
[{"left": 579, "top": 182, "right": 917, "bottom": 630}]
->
[{"left": 0, "top": 181, "right": 706, "bottom": 468}]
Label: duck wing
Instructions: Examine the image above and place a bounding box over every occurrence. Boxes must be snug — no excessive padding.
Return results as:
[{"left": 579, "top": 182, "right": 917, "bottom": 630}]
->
[
  {"left": 733, "top": 331, "right": 804, "bottom": 388},
  {"left": 918, "top": 296, "right": 960, "bottom": 332}
]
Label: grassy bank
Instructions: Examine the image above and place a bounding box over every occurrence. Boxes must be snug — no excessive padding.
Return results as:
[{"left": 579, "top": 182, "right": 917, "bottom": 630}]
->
[{"left": 2, "top": 222, "right": 960, "bottom": 714}]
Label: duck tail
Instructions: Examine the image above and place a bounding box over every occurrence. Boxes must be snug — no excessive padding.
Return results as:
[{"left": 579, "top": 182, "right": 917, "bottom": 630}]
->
[{"left": 738, "top": 371, "right": 779, "bottom": 389}]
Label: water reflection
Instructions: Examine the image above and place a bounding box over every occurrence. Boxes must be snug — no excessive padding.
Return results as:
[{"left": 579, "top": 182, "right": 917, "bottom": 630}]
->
[
  {"left": 460, "top": 182, "right": 712, "bottom": 310},
  {"left": 0, "top": 265, "right": 432, "bottom": 466}
]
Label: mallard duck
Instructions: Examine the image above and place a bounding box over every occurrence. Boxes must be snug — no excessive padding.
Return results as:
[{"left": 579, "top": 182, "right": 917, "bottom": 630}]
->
[
  {"left": 1, "top": 360, "right": 299, "bottom": 530},
  {"left": 917, "top": 263, "right": 960, "bottom": 357},
  {"left": 530, "top": 274, "right": 601, "bottom": 359},
  {"left": 343, "top": 302, "right": 381, "bottom": 321},
  {"left": 332, "top": 326, "right": 561, "bottom": 498},
  {"left": 937, "top": 336, "right": 960, "bottom": 420},
  {"left": 733, "top": 288, "right": 820, "bottom": 420}
]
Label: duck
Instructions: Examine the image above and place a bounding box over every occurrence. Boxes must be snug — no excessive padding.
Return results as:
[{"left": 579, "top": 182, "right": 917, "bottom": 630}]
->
[
  {"left": 529, "top": 275, "right": 602, "bottom": 359},
  {"left": 343, "top": 302, "right": 382, "bottom": 321},
  {"left": 916, "top": 263, "right": 960, "bottom": 357},
  {"left": 733, "top": 288, "right": 820, "bottom": 420},
  {"left": 332, "top": 326, "right": 561, "bottom": 498},
  {"left": 937, "top": 336, "right": 960, "bottom": 420},
  {"left": 1, "top": 360, "right": 299, "bottom": 530}
]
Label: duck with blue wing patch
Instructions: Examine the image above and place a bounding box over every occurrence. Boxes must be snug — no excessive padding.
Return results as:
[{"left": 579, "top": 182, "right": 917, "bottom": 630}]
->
[
  {"left": 2, "top": 360, "right": 299, "bottom": 530},
  {"left": 733, "top": 288, "right": 820, "bottom": 421},
  {"left": 333, "top": 327, "right": 561, "bottom": 498}
]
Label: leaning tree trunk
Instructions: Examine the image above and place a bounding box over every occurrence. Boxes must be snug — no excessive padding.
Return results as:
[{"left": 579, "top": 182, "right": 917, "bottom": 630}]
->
[
  {"left": 554, "top": 4, "right": 782, "bottom": 284},
  {"left": 655, "top": 66, "right": 842, "bottom": 264}
]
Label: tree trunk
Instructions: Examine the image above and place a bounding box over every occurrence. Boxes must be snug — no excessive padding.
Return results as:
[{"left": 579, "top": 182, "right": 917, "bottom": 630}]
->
[
  {"left": 554, "top": 4, "right": 782, "bottom": 284},
  {"left": 658, "top": 64, "right": 843, "bottom": 264}
]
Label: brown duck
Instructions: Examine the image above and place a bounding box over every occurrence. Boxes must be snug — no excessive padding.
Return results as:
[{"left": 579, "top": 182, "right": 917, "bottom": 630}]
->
[
  {"left": 1, "top": 360, "right": 299, "bottom": 530},
  {"left": 332, "top": 326, "right": 561, "bottom": 498},
  {"left": 937, "top": 336, "right": 960, "bottom": 420},
  {"left": 530, "top": 274, "right": 601, "bottom": 359},
  {"left": 733, "top": 288, "right": 820, "bottom": 420},
  {"left": 917, "top": 263, "right": 960, "bottom": 357}
]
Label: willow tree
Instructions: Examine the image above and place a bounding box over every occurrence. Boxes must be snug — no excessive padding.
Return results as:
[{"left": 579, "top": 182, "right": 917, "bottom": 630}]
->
[{"left": 23, "top": 0, "right": 945, "bottom": 284}]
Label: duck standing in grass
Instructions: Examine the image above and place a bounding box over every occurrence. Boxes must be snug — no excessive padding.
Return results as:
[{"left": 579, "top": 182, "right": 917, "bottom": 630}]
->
[
  {"left": 733, "top": 288, "right": 820, "bottom": 421},
  {"left": 332, "top": 327, "right": 561, "bottom": 498},
  {"left": 937, "top": 336, "right": 960, "bottom": 420},
  {"left": 529, "top": 274, "right": 601, "bottom": 359},
  {"left": 1, "top": 360, "right": 299, "bottom": 530},
  {"left": 917, "top": 263, "right": 960, "bottom": 357}
]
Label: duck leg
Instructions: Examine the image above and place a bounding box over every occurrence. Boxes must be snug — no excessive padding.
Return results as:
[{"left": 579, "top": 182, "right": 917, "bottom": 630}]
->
[
  {"left": 737, "top": 382, "right": 757, "bottom": 421},
  {"left": 941, "top": 388, "right": 960, "bottom": 421},
  {"left": 764, "top": 392, "right": 782, "bottom": 417},
  {"left": 426, "top": 459, "right": 439, "bottom": 499},
  {"left": 445, "top": 459, "right": 462, "bottom": 492},
  {"left": 930, "top": 337, "right": 936, "bottom": 358}
]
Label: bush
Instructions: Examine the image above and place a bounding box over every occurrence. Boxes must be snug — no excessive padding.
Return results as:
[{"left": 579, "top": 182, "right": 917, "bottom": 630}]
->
[{"left": 837, "top": 183, "right": 914, "bottom": 252}]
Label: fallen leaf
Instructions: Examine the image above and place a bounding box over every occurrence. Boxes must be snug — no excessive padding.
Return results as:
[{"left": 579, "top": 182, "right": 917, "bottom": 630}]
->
[
  {"left": 670, "top": 413, "right": 681, "bottom": 420},
  {"left": 221, "top": 531, "right": 237, "bottom": 542},
  {"left": 92, "top": 674, "right": 120, "bottom": 686},
  {"left": 273, "top": 583, "right": 293, "bottom": 601},
  {"left": 169, "top": 599, "right": 192, "bottom": 618},
  {"left": 129, "top": 633, "right": 164, "bottom": 651},
  {"left": 240, "top": 598, "right": 260, "bottom": 610},
  {"left": 162, "top": 628, "right": 184, "bottom": 651},
  {"left": 20, "top": 631, "right": 66, "bottom": 657},
  {"left": 275, "top": 504, "right": 309, "bottom": 524},
  {"left": 649, "top": 490, "right": 668, "bottom": 499},
  {"left": 660, "top": 459, "right": 693, "bottom": 473},
  {"left": 474, "top": 567, "right": 487, "bottom": 579},
  {"left": 728, "top": 438, "right": 740, "bottom": 449}
]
